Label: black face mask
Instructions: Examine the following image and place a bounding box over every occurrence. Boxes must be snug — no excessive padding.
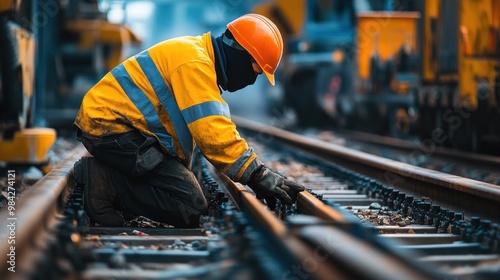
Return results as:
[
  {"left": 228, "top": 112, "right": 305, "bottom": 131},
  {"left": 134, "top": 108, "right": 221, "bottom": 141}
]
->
[{"left": 222, "top": 43, "right": 257, "bottom": 92}]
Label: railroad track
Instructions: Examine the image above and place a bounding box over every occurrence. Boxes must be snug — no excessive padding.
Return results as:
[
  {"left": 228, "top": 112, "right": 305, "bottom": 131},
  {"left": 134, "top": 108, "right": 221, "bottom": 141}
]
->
[
  {"left": 1, "top": 117, "right": 499, "bottom": 279},
  {"left": 0, "top": 146, "right": 438, "bottom": 280},
  {"left": 233, "top": 116, "right": 500, "bottom": 221},
  {"left": 233, "top": 116, "right": 500, "bottom": 279}
]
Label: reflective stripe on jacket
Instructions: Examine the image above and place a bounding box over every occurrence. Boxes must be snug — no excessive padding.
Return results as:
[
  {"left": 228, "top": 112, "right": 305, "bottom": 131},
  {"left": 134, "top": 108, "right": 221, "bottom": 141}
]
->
[{"left": 75, "top": 32, "right": 261, "bottom": 183}]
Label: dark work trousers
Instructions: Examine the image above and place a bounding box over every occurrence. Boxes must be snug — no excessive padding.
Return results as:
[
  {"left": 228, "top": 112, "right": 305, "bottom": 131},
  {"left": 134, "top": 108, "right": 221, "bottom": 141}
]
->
[{"left": 76, "top": 129, "right": 208, "bottom": 227}]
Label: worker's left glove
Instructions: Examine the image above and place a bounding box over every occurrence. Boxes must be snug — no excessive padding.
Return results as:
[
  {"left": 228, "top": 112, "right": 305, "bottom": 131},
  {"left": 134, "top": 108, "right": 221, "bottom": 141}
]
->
[{"left": 247, "top": 165, "right": 305, "bottom": 207}]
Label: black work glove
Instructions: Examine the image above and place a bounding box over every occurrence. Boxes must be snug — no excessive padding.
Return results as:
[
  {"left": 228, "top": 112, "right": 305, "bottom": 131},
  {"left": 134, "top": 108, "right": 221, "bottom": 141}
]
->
[{"left": 247, "top": 166, "right": 305, "bottom": 207}]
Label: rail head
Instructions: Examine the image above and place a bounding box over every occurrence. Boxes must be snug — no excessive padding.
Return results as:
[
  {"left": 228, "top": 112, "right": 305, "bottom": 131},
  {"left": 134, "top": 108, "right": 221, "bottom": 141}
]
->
[{"left": 213, "top": 168, "right": 287, "bottom": 237}]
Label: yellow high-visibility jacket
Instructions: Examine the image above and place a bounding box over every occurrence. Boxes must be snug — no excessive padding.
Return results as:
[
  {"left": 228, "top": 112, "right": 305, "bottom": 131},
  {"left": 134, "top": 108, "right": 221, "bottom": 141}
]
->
[{"left": 75, "top": 32, "right": 261, "bottom": 183}]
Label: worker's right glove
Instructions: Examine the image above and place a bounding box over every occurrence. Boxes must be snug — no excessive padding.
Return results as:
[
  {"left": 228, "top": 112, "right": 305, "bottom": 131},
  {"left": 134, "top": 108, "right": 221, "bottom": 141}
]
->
[{"left": 247, "top": 165, "right": 305, "bottom": 207}]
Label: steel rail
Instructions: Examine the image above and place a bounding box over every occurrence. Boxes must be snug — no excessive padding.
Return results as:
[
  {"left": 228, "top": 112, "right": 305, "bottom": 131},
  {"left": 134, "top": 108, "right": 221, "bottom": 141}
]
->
[
  {"left": 213, "top": 169, "right": 441, "bottom": 280},
  {"left": 335, "top": 128, "right": 500, "bottom": 168},
  {"left": 233, "top": 116, "right": 500, "bottom": 221},
  {"left": 0, "top": 145, "right": 87, "bottom": 278}
]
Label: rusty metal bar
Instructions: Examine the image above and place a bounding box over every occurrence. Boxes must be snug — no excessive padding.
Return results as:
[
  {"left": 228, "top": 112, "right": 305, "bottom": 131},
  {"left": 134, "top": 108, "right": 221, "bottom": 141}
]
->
[
  {"left": 214, "top": 171, "right": 287, "bottom": 236},
  {"left": 0, "top": 145, "right": 87, "bottom": 278},
  {"left": 297, "top": 191, "right": 348, "bottom": 222}
]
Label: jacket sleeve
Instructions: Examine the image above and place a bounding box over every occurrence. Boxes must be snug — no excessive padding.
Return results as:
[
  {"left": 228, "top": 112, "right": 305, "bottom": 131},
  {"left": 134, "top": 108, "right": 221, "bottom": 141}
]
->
[{"left": 169, "top": 61, "right": 263, "bottom": 183}]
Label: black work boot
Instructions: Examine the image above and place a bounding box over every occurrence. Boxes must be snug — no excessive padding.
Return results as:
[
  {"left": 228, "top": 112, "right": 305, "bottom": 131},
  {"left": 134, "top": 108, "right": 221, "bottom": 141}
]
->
[{"left": 74, "top": 156, "right": 124, "bottom": 226}]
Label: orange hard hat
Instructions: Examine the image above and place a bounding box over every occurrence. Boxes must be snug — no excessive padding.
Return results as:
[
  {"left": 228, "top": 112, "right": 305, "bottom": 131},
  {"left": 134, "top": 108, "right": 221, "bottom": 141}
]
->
[{"left": 227, "top": 14, "right": 283, "bottom": 86}]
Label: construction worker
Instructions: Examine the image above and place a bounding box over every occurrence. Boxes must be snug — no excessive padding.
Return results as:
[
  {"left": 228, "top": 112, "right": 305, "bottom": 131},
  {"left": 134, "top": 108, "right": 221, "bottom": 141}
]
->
[{"left": 74, "top": 14, "right": 305, "bottom": 228}]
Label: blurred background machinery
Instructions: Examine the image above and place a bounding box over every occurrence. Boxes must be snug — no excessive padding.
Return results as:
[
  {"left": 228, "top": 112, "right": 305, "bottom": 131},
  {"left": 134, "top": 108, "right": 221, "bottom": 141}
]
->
[
  {"left": 257, "top": 0, "right": 500, "bottom": 155},
  {"left": 0, "top": 0, "right": 32, "bottom": 137},
  {"left": 0, "top": 0, "right": 55, "bottom": 171},
  {"left": 0, "top": 0, "right": 141, "bottom": 171},
  {"left": 416, "top": 0, "right": 500, "bottom": 154},
  {"left": 38, "top": 0, "right": 142, "bottom": 128}
]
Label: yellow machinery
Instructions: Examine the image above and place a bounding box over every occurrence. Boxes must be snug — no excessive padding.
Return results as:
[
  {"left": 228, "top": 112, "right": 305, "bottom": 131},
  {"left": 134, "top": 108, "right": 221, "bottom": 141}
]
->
[
  {"left": 356, "top": 12, "right": 420, "bottom": 90},
  {"left": 458, "top": 0, "right": 499, "bottom": 107},
  {"left": 37, "top": 0, "right": 143, "bottom": 128},
  {"left": 0, "top": 0, "right": 24, "bottom": 133},
  {"left": 420, "top": 0, "right": 499, "bottom": 105},
  {"left": 349, "top": 0, "right": 500, "bottom": 152},
  {"left": 349, "top": 0, "right": 499, "bottom": 151},
  {"left": 417, "top": 0, "right": 500, "bottom": 152},
  {"left": 355, "top": 11, "right": 420, "bottom": 136},
  {"left": 0, "top": 0, "right": 56, "bottom": 169},
  {"left": 254, "top": 0, "right": 500, "bottom": 154},
  {"left": 0, "top": 0, "right": 20, "bottom": 13},
  {"left": 0, "top": 128, "right": 56, "bottom": 166},
  {"left": 1, "top": 0, "right": 141, "bottom": 169},
  {"left": 61, "top": 0, "right": 142, "bottom": 83}
]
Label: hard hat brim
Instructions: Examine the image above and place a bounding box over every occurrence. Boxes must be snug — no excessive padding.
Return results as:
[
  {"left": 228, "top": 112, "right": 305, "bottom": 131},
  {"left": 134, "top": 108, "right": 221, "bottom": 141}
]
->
[{"left": 263, "top": 70, "right": 275, "bottom": 86}]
